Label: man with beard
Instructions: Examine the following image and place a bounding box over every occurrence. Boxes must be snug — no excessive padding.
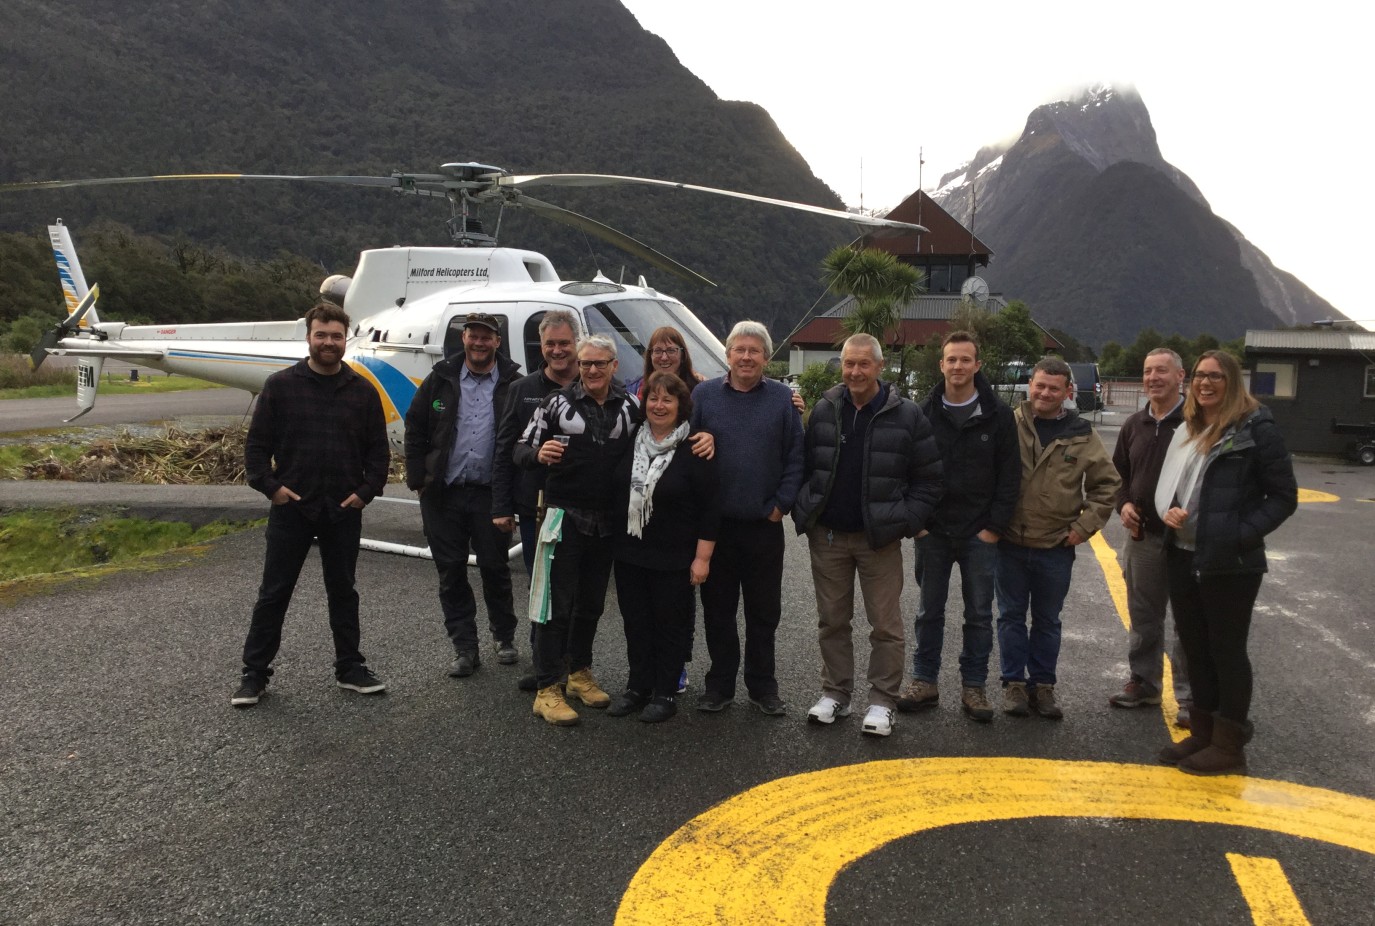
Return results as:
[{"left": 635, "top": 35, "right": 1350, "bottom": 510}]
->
[
  {"left": 492, "top": 310, "right": 581, "bottom": 690},
  {"left": 405, "top": 312, "right": 523, "bottom": 679},
  {"left": 232, "top": 302, "right": 390, "bottom": 707}
]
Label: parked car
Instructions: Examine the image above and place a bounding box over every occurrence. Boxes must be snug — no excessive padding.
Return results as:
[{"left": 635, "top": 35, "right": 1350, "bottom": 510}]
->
[{"left": 1067, "top": 362, "right": 1102, "bottom": 411}]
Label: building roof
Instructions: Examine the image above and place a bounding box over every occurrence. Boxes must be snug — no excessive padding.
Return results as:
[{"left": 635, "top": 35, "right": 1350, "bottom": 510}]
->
[
  {"left": 861, "top": 190, "right": 993, "bottom": 264},
  {"left": 790, "top": 294, "right": 1060, "bottom": 352},
  {"left": 1245, "top": 329, "right": 1375, "bottom": 352}
]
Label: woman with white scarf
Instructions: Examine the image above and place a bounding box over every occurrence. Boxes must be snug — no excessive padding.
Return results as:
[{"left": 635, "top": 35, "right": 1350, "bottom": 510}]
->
[
  {"left": 609, "top": 371, "right": 720, "bottom": 722},
  {"left": 1154, "top": 350, "right": 1296, "bottom": 775}
]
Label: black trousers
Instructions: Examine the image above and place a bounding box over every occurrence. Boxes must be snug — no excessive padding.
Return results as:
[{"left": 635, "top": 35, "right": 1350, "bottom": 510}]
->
[
  {"left": 534, "top": 523, "right": 615, "bottom": 688},
  {"left": 242, "top": 503, "right": 365, "bottom": 679},
  {"left": 614, "top": 559, "right": 693, "bottom": 697},
  {"left": 420, "top": 483, "right": 517, "bottom": 655},
  {"left": 700, "top": 517, "right": 785, "bottom": 699},
  {"left": 1165, "top": 546, "right": 1263, "bottom": 723}
]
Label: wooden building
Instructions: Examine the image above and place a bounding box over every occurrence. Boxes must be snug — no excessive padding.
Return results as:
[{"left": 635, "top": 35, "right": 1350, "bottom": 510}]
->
[{"left": 1244, "top": 329, "right": 1375, "bottom": 455}]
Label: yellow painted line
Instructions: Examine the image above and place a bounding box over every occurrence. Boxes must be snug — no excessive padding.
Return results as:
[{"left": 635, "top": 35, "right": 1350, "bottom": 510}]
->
[
  {"left": 1227, "top": 853, "right": 1312, "bottom": 925},
  {"left": 1298, "top": 489, "right": 1339, "bottom": 503},
  {"left": 617, "top": 758, "right": 1375, "bottom": 926},
  {"left": 1089, "top": 533, "right": 1185, "bottom": 740}
]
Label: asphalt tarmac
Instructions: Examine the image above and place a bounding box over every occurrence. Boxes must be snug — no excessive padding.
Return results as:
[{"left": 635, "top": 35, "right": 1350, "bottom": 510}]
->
[{"left": 3, "top": 416, "right": 1374, "bottom": 924}]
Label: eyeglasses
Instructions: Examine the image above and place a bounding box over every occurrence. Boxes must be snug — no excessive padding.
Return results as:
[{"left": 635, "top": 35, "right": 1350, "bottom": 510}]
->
[
  {"left": 577, "top": 359, "right": 613, "bottom": 371},
  {"left": 1193, "top": 371, "right": 1227, "bottom": 383},
  {"left": 650, "top": 347, "right": 681, "bottom": 357}
]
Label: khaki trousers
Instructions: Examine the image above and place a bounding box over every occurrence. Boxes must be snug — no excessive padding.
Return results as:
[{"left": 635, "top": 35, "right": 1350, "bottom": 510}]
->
[{"left": 806, "top": 526, "right": 906, "bottom": 709}]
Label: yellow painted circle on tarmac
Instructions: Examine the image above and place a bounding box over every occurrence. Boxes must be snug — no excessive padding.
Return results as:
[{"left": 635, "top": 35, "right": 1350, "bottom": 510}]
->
[
  {"left": 616, "top": 757, "right": 1375, "bottom": 926},
  {"left": 1298, "top": 488, "right": 1339, "bottom": 503}
]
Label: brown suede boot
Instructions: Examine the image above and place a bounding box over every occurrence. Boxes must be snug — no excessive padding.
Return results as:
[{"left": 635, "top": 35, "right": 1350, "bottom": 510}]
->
[
  {"left": 565, "top": 667, "right": 611, "bottom": 708},
  {"left": 1158, "top": 709, "right": 1213, "bottom": 765},
  {"left": 1178, "top": 714, "right": 1248, "bottom": 776},
  {"left": 533, "top": 685, "right": 579, "bottom": 726}
]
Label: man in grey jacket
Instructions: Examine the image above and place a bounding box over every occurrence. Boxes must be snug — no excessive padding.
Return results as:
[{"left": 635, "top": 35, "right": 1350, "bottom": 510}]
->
[{"left": 792, "top": 334, "right": 943, "bottom": 737}]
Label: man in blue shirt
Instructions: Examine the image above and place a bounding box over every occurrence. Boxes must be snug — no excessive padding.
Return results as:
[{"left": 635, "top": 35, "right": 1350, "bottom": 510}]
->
[
  {"left": 690, "top": 320, "right": 804, "bottom": 715},
  {"left": 405, "top": 312, "right": 522, "bottom": 679}
]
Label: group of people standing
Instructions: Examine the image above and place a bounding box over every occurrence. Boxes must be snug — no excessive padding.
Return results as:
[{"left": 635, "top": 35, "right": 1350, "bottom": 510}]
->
[{"left": 229, "top": 303, "right": 1296, "bottom": 776}]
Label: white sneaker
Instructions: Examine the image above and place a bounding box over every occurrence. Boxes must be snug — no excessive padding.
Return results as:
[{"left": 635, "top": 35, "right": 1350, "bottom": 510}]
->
[
  {"left": 807, "top": 696, "right": 852, "bottom": 725},
  {"left": 862, "top": 705, "right": 894, "bottom": 737}
]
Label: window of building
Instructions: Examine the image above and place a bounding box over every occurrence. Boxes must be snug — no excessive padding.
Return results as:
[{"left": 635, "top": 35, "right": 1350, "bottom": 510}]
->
[
  {"left": 1250, "top": 361, "right": 1296, "bottom": 398},
  {"left": 927, "top": 263, "right": 950, "bottom": 293},
  {"left": 1365, "top": 364, "right": 1375, "bottom": 398}
]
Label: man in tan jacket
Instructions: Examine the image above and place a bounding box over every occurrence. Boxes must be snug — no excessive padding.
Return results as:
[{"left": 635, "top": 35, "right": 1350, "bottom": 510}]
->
[{"left": 997, "top": 358, "right": 1120, "bottom": 719}]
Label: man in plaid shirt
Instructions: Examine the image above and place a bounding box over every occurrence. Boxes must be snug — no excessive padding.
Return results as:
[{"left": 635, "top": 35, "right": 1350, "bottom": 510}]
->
[{"left": 231, "top": 302, "right": 391, "bottom": 708}]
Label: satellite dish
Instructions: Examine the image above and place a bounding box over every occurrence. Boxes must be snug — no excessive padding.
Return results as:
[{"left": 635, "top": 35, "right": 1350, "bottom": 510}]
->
[{"left": 961, "top": 275, "right": 990, "bottom": 307}]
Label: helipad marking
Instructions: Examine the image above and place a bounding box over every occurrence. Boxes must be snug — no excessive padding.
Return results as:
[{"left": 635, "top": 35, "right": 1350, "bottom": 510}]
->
[
  {"left": 1227, "top": 853, "right": 1312, "bottom": 925},
  {"left": 1298, "top": 488, "right": 1339, "bottom": 503},
  {"left": 1089, "top": 533, "right": 1185, "bottom": 739},
  {"left": 616, "top": 758, "right": 1375, "bottom": 926}
]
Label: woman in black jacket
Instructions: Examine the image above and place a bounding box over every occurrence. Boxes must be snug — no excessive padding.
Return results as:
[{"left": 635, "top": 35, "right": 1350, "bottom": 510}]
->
[
  {"left": 608, "top": 371, "right": 720, "bottom": 722},
  {"left": 1155, "top": 350, "right": 1297, "bottom": 775}
]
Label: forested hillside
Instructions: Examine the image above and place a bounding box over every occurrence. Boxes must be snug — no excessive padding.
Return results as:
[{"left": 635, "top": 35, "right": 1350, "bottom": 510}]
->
[{"left": 0, "top": 0, "right": 852, "bottom": 335}]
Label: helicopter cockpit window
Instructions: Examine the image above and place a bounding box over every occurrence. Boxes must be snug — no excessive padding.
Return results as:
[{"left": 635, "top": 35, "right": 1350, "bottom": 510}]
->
[{"left": 584, "top": 299, "right": 728, "bottom": 381}]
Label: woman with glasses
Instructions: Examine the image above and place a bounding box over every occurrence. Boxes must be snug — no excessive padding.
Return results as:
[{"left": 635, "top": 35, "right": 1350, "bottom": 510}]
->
[
  {"left": 1154, "top": 350, "right": 1296, "bottom": 774},
  {"left": 625, "top": 327, "right": 705, "bottom": 400},
  {"left": 607, "top": 371, "right": 720, "bottom": 723}
]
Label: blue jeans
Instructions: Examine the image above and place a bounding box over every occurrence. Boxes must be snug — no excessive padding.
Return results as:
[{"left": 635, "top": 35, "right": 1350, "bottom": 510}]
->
[
  {"left": 995, "top": 541, "right": 1076, "bottom": 686},
  {"left": 912, "top": 533, "right": 998, "bottom": 687}
]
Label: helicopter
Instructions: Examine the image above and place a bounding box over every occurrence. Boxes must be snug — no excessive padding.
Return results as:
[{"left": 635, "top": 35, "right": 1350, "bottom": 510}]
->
[{"left": 6, "top": 161, "right": 928, "bottom": 446}]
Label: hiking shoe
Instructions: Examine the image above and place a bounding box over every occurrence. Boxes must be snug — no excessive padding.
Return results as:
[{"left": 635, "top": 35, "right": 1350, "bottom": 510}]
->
[
  {"left": 749, "top": 693, "right": 787, "bottom": 716},
  {"left": 1002, "top": 681, "right": 1030, "bottom": 717},
  {"left": 697, "top": 691, "right": 733, "bottom": 712},
  {"left": 448, "top": 652, "right": 479, "bottom": 678},
  {"left": 896, "top": 678, "right": 939, "bottom": 712},
  {"left": 677, "top": 665, "right": 689, "bottom": 694},
  {"left": 1031, "top": 684, "right": 1063, "bottom": 719},
  {"left": 565, "top": 668, "right": 611, "bottom": 708},
  {"left": 960, "top": 686, "right": 993, "bottom": 723},
  {"left": 607, "top": 689, "right": 651, "bottom": 717},
  {"left": 639, "top": 696, "right": 678, "bottom": 723},
  {"left": 1108, "top": 681, "right": 1162, "bottom": 708},
  {"left": 336, "top": 666, "right": 387, "bottom": 695},
  {"left": 495, "top": 641, "right": 518, "bottom": 665},
  {"left": 861, "top": 705, "right": 894, "bottom": 737},
  {"left": 807, "top": 696, "right": 852, "bottom": 725},
  {"left": 231, "top": 676, "right": 266, "bottom": 707},
  {"left": 533, "top": 685, "right": 578, "bottom": 726}
]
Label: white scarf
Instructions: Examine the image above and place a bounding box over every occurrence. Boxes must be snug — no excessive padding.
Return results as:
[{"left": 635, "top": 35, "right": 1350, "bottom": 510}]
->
[{"left": 627, "top": 421, "right": 690, "bottom": 538}]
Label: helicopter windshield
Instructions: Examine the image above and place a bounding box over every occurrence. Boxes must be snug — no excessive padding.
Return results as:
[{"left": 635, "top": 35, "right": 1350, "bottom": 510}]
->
[{"left": 585, "top": 298, "right": 728, "bottom": 381}]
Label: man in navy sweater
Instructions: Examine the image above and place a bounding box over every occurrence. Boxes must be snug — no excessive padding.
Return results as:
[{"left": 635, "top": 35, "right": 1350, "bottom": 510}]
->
[{"left": 689, "top": 320, "right": 804, "bottom": 715}]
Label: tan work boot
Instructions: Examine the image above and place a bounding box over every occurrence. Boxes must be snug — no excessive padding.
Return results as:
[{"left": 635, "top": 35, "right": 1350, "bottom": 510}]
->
[
  {"left": 961, "top": 686, "right": 994, "bottom": 723},
  {"left": 566, "top": 667, "right": 612, "bottom": 708},
  {"left": 534, "top": 685, "right": 579, "bottom": 726},
  {"left": 896, "top": 678, "right": 939, "bottom": 712},
  {"left": 1002, "top": 681, "right": 1030, "bottom": 717}
]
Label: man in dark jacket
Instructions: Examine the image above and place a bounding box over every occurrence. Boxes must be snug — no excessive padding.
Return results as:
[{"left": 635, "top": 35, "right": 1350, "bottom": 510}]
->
[
  {"left": 792, "top": 334, "right": 943, "bottom": 737},
  {"left": 898, "top": 331, "right": 1020, "bottom": 722},
  {"left": 404, "top": 312, "right": 522, "bottom": 679},
  {"left": 232, "top": 302, "right": 390, "bottom": 708},
  {"left": 1108, "top": 347, "right": 1192, "bottom": 722}
]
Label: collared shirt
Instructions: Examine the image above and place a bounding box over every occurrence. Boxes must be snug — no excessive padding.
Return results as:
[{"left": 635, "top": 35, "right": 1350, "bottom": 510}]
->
[{"left": 446, "top": 362, "right": 497, "bottom": 486}]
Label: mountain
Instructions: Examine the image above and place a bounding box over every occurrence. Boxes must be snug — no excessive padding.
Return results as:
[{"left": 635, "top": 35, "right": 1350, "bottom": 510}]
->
[
  {"left": 0, "top": 0, "right": 851, "bottom": 338},
  {"left": 931, "top": 86, "right": 1339, "bottom": 346}
]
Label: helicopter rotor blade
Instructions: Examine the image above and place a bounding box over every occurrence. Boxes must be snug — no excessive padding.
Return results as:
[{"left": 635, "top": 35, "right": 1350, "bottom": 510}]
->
[
  {"left": 0, "top": 173, "right": 411, "bottom": 195},
  {"left": 516, "top": 195, "right": 715, "bottom": 288},
  {"left": 501, "top": 173, "right": 929, "bottom": 236},
  {"left": 30, "top": 283, "right": 101, "bottom": 370}
]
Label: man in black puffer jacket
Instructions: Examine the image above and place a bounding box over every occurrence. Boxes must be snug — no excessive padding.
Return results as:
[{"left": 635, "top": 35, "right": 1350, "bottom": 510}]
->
[{"left": 792, "top": 334, "right": 943, "bottom": 737}]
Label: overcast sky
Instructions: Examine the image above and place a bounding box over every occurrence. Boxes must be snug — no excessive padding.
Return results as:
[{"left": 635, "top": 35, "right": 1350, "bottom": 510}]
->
[{"left": 621, "top": 0, "right": 1368, "bottom": 324}]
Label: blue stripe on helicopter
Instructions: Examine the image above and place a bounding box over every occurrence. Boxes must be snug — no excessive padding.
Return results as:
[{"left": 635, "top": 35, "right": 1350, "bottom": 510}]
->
[
  {"left": 52, "top": 250, "right": 79, "bottom": 311},
  {"left": 351, "top": 355, "right": 419, "bottom": 421},
  {"left": 165, "top": 350, "right": 297, "bottom": 366}
]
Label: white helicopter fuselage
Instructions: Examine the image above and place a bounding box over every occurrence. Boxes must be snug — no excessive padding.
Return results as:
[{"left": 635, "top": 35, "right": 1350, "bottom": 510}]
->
[{"left": 49, "top": 242, "right": 729, "bottom": 446}]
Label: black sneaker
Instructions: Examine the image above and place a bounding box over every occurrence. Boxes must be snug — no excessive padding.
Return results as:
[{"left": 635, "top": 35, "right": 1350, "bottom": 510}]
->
[
  {"left": 517, "top": 671, "right": 537, "bottom": 692},
  {"left": 448, "top": 652, "right": 479, "bottom": 678},
  {"left": 231, "top": 676, "right": 267, "bottom": 707},
  {"left": 696, "top": 691, "right": 733, "bottom": 712},
  {"left": 607, "top": 689, "right": 651, "bottom": 717},
  {"left": 336, "top": 666, "right": 387, "bottom": 694},
  {"left": 749, "top": 693, "right": 787, "bottom": 716},
  {"left": 495, "top": 641, "right": 518, "bottom": 665},
  {"left": 640, "top": 696, "right": 678, "bottom": 723}
]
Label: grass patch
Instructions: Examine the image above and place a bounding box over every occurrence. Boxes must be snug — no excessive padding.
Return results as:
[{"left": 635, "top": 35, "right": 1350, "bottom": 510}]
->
[
  {"left": 0, "top": 507, "right": 256, "bottom": 586},
  {"left": 0, "top": 372, "right": 223, "bottom": 400}
]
